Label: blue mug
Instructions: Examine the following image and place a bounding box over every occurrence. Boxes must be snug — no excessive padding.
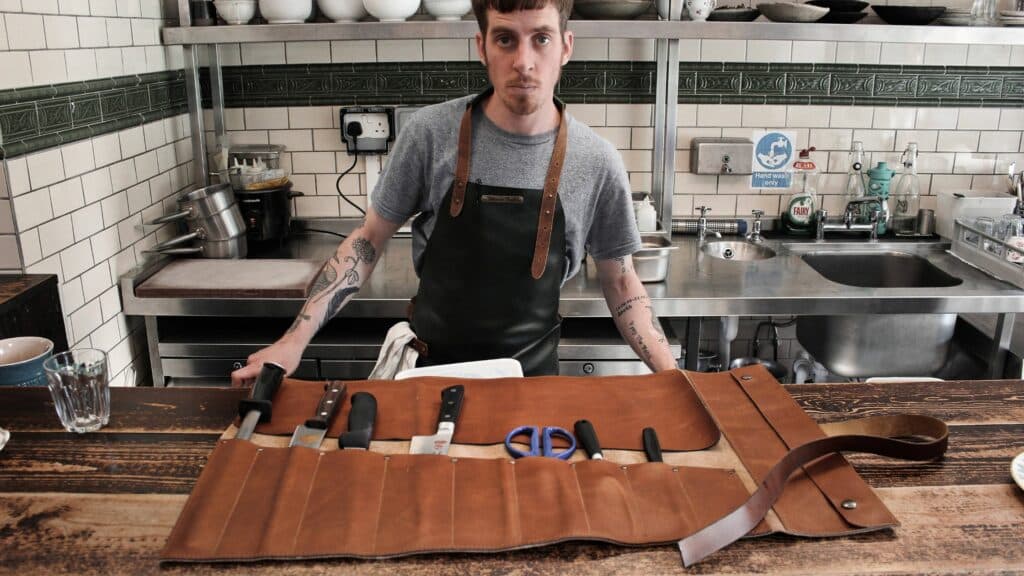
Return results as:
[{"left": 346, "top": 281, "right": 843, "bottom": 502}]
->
[{"left": 0, "top": 337, "right": 55, "bottom": 386}]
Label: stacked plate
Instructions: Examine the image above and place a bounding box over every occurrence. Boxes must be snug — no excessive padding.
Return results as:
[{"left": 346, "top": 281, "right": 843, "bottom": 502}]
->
[
  {"left": 757, "top": 1, "right": 829, "bottom": 22},
  {"left": 807, "top": 0, "right": 868, "bottom": 23},
  {"left": 1000, "top": 9, "right": 1024, "bottom": 26}
]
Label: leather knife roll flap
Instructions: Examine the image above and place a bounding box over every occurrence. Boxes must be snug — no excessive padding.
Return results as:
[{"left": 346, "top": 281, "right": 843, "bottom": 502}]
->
[
  {"left": 242, "top": 370, "right": 719, "bottom": 451},
  {"left": 162, "top": 441, "right": 753, "bottom": 562}
]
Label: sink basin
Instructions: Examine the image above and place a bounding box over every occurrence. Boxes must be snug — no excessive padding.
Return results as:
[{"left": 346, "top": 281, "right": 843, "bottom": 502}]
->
[
  {"left": 801, "top": 252, "right": 962, "bottom": 288},
  {"left": 701, "top": 241, "right": 776, "bottom": 261}
]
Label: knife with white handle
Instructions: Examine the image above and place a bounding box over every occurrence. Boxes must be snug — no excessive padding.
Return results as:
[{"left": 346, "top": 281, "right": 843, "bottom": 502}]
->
[{"left": 409, "top": 385, "right": 464, "bottom": 455}]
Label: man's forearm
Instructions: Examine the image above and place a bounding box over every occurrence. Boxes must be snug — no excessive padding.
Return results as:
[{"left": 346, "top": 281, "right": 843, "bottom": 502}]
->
[
  {"left": 602, "top": 257, "right": 678, "bottom": 372},
  {"left": 283, "top": 233, "right": 380, "bottom": 345}
]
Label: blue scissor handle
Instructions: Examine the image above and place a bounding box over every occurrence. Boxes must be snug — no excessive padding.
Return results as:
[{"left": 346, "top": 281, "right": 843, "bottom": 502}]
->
[{"left": 504, "top": 426, "right": 576, "bottom": 460}]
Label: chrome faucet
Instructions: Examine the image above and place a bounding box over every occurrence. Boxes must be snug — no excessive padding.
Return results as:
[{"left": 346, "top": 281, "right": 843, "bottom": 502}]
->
[
  {"left": 746, "top": 209, "right": 764, "bottom": 244},
  {"left": 816, "top": 199, "right": 882, "bottom": 241},
  {"left": 696, "top": 205, "right": 721, "bottom": 245}
]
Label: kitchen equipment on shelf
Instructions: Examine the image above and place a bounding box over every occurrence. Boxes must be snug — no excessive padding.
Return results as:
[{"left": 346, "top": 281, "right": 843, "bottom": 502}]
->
[
  {"left": 363, "top": 0, "right": 420, "bottom": 22},
  {"left": 756, "top": 2, "right": 829, "bottom": 22},
  {"left": 424, "top": 0, "right": 472, "bottom": 21},
  {"left": 574, "top": 0, "right": 652, "bottom": 19},
  {"left": 213, "top": 0, "right": 256, "bottom": 24},
  {"left": 227, "top": 144, "right": 288, "bottom": 191},
  {"left": 707, "top": 6, "right": 761, "bottom": 20},
  {"left": 409, "top": 385, "right": 465, "bottom": 455},
  {"left": 807, "top": 0, "right": 867, "bottom": 21},
  {"left": 288, "top": 383, "right": 347, "bottom": 449},
  {"left": 685, "top": 0, "right": 716, "bottom": 21},
  {"left": 235, "top": 181, "right": 303, "bottom": 250},
  {"left": 144, "top": 183, "right": 248, "bottom": 259},
  {"left": 259, "top": 0, "right": 313, "bottom": 23},
  {"left": 190, "top": 0, "right": 217, "bottom": 25},
  {"left": 870, "top": 5, "right": 946, "bottom": 25},
  {"left": 318, "top": 0, "right": 367, "bottom": 21},
  {"left": 505, "top": 425, "right": 577, "bottom": 460}
]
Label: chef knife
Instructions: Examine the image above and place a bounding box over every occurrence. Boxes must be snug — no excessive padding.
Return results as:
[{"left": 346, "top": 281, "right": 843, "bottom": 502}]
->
[
  {"left": 338, "top": 392, "right": 377, "bottom": 450},
  {"left": 236, "top": 362, "right": 285, "bottom": 441},
  {"left": 409, "top": 385, "right": 465, "bottom": 455},
  {"left": 288, "top": 382, "right": 347, "bottom": 449},
  {"left": 574, "top": 419, "right": 603, "bottom": 460},
  {"left": 642, "top": 427, "right": 663, "bottom": 462}
]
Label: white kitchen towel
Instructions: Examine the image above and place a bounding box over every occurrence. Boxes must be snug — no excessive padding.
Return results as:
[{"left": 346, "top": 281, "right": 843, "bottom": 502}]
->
[{"left": 367, "top": 321, "right": 420, "bottom": 380}]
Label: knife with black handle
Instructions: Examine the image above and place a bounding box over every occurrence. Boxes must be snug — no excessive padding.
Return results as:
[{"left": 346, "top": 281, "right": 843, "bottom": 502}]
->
[
  {"left": 236, "top": 362, "right": 285, "bottom": 441},
  {"left": 289, "top": 382, "right": 347, "bottom": 449},
  {"left": 338, "top": 392, "right": 377, "bottom": 450},
  {"left": 643, "top": 427, "right": 663, "bottom": 462},
  {"left": 574, "top": 419, "right": 603, "bottom": 460}
]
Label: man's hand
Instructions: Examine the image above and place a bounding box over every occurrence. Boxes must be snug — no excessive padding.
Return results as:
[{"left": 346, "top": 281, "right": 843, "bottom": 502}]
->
[{"left": 230, "top": 338, "right": 305, "bottom": 387}]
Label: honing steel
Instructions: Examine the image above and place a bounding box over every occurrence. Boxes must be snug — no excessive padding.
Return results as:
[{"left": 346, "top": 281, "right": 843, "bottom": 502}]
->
[{"left": 236, "top": 362, "right": 285, "bottom": 441}]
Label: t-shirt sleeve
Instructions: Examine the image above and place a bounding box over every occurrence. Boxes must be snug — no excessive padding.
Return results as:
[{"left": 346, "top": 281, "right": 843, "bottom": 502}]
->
[
  {"left": 585, "top": 141, "right": 642, "bottom": 261},
  {"left": 370, "top": 112, "right": 430, "bottom": 225}
]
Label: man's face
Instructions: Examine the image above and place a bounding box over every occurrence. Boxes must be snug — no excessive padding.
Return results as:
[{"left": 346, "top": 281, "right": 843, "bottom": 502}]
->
[{"left": 476, "top": 5, "right": 573, "bottom": 118}]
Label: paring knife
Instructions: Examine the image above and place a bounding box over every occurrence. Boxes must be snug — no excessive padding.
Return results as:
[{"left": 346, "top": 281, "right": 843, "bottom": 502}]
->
[
  {"left": 288, "top": 382, "right": 347, "bottom": 449},
  {"left": 236, "top": 362, "right": 285, "bottom": 441},
  {"left": 338, "top": 392, "right": 377, "bottom": 450},
  {"left": 643, "top": 427, "right": 663, "bottom": 462},
  {"left": 574, "top": 419, "right": 603, "bottom": 460},
  {"left": 409, "top": 385, "right": 465, "bottom": 455}
]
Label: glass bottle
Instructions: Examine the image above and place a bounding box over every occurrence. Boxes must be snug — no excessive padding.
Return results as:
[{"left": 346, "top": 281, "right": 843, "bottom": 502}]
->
[
  {"left": 843, "top": 141, "right": 868, "bottom": 207},
  {"left": 891, "top": 142, "right": 920, "bottom": 235},
  {"left": 783, "top": 147, "right": 819, "bottom": 235}
]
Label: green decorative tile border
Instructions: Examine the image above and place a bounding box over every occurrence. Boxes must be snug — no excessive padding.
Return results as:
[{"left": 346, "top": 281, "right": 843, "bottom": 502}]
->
[
  {"left": 2, "top": 61, "right": 1022, "bottom": 159},
  {"left": 0, "top": 70, "right": 188, "bottom": 159}
]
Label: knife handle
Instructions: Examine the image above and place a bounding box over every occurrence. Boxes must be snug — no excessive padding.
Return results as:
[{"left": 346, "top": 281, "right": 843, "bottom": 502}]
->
[
  {"left": 438, "top": 385, "right": 464, "bottom": 425},
  {"left": 238, "top": 362, "right": 285, "bottom": 423},
  {"left": 339, "top": 392, "right": 377, "bottom": 449},
  {"left": 643, "top": 427, "right": 663, "bottom": 463},
  {"left": 305, "top": 382, "right": 347, "bottom": 430},
  {"left": 574, "top": 419, "right": 603, "bottom": 460}
]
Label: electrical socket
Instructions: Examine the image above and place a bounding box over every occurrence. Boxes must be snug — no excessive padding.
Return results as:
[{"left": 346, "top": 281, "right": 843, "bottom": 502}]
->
[{"left": 340, "top": 107, "right": 395, "bottom": 156}]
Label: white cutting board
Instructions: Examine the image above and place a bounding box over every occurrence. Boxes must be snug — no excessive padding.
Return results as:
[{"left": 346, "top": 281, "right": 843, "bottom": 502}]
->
[{"left": 135, "top": 259, "right": 322, "bottom": 298}]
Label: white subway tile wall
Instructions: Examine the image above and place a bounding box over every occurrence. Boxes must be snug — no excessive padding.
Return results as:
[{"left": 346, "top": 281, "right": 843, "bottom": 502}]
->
[{"left": 3, "top": 113, "right": 193, "bottom": 387}]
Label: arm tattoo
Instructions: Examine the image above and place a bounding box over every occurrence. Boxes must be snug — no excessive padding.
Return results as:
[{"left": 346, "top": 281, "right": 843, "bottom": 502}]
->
[
  {"left": 311, "top": 237, "right": 377, "bottom": 305},
  {"left": 615, "top": 257, "right": 627, "bottom": 275},
  {"left": 627, "top": 320, "right": 653, "bottom": 363},
  {"left": 321, "top": 287, "right": 360, "bottom": 329},
  {"left": 646, "top": 305, "right": 667, "bottom": 343},
  {"left": 614, "top": 294, "right": 650, "bottom": 318},
  {"left": 285, "top": 313, "right": 311, "bottom": 335}
]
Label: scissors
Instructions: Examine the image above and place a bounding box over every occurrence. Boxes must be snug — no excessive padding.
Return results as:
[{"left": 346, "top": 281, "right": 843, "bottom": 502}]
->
[{"left": 504, "top": 426, "right": 577, "bottom": 460}]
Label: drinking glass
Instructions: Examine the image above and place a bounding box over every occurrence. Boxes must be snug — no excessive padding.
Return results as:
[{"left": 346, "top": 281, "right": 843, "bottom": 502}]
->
[
  {"left": 43, "top": 349, "right": 110, "bottom": 433},
  {"left": 999, "top": 214, "right": 1024, "bottom": 264},
  {"left": 974, "top": 216, "right": 997, "bottom": 253}
]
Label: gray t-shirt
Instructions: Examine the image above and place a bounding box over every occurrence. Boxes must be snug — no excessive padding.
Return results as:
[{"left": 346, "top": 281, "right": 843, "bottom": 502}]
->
[{"left": 371, "top": 94, "right": 641, "bottom": 283}]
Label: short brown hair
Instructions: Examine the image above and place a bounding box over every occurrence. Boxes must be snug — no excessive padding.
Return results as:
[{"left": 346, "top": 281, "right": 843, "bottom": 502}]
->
[{"left": 472, "top": 0, "right": 573, "bottom": 34}]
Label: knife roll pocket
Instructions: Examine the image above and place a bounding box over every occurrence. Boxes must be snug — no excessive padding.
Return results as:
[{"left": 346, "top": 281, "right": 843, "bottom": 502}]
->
[{"left": 162, "top": 443, "right": 752, "bottom": 562}]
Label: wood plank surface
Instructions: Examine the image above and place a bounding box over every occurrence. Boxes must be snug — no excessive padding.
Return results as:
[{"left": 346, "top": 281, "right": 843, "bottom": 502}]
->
[{"left": 1, "top": 380, "right": 1022, "bottom": 575}]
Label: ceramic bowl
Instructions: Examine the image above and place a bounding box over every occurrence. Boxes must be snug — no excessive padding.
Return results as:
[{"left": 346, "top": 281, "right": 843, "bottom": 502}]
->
[
  {"left": 707, "top": 7, "right": 762, "bottom": 21},
  {"left": 819, "top": 10, "right": 867, "bottom": 22},
  {"left": 259, "top": 0, "right": 313, "bottom": 23},
  {"left": 575, "top": 0, "right": 652, "bottom": 20},
  {"left": 756, "top": 2, "right": 829, "bottom": 22},
  {"left": 871, "top": 5, "right": 945, "bottom": 25},
  {"left": 214, "top": 0, "right": 256, "bottom": 24},
  {"left": 806, "top": 0, "right": 867, "bottom": 12},
  {"left": 424, "top": 0, "right": 471, "bottom": 21},
  {"left": 318, "top": 0, "right": 367, "bottom": 21},
  {"left": 363, "top": 0, "right": 420, "bottom": 21},
  {"left": 0, "top": 336, "right": 54, "bottom": 386}
]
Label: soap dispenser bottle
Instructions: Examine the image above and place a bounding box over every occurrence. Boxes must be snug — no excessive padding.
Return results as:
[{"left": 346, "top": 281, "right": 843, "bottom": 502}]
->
[
  {"left": 634, "top": 195, "right": 658, "bottom": 232},
  {"left": 783, "top": 147, "right": 819, "bottom": 235},
  {"left": 891, "top": 142, "right": 921, "bottom": 235}
]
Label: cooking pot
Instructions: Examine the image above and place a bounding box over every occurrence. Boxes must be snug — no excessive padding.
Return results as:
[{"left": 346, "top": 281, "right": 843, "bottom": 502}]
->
[
  {"left": 728, "top": 321, "right": 789, "bottom": 380},
  {"left": 234, "top": 182, "right": 303, "bottom": 248},
  {"left": 144, "top": 183, "right": 248, "bottom": 259},
  {"left": 146, "top": 235, "right": 247, "bottom": 258},
  {"left": 145, "top": 183, "right": 236, "bottom": 227}
]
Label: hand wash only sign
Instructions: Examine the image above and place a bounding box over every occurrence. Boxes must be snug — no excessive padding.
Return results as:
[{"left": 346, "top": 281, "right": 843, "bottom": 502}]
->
[{"left": 751, "top": 131, "right": 795, "bottom": 189}]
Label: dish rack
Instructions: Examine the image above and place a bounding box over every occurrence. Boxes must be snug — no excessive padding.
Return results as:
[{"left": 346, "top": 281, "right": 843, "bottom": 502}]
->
[{"left": 950, "top": 218, "right": 1024, "bottom": 289}]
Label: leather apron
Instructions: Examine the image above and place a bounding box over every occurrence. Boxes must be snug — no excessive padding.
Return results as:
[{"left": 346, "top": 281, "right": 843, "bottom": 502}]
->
[{"left": 410, "top": 88, "right": 569, "bottom": 376}]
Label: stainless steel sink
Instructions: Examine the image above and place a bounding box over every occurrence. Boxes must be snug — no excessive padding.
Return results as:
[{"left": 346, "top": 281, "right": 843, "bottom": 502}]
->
[
  {"left": 801, "top": 252, "right": 963, "bottom": 288},
  {"left": 701, "top": 241, "right": 776, "bottom": 261},
  {"left": 794, "top": 247, "right": 962, "bottom": 378}
]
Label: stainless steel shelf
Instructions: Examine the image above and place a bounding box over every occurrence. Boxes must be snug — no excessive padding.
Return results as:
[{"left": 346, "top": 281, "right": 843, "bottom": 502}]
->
[{"left": 162, "top": 20, "right": 1021, "bottom": 46}]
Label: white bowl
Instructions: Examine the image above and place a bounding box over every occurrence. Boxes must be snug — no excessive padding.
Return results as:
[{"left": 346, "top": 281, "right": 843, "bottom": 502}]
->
[
  {"left": 259, "top": 0, "right": 313, "bottom": 23},
  {"left": 756, "top": 2, "right": 828, "bottom": 22},
  {"left": 363, "top": 0, "right": 420, "bottom": 21},
  {"left": 424, "top": 0, "right": 471, "bottom": 20},
  {"left": 318, "top": 0, "right": 367, "bottom": 21},
  {"left": 214, "top": 0, "right": 256, "bottom": 25}
]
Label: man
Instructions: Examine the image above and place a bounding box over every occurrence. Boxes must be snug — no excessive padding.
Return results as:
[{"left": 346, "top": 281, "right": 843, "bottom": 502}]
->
[{"left": 231, "top": 0, "right": 675, "bottom": 385}]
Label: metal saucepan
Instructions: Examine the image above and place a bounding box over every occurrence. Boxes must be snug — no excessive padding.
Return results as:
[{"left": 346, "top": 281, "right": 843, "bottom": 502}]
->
[
  {"left": 146, "top": 235, "right": 247, "bottom": 259},
  {"left": 144, "top": 182, "right": 236, "bottom": 227},
  {"left": 729, "top": 321, "right": 789, "bottom": 380}
]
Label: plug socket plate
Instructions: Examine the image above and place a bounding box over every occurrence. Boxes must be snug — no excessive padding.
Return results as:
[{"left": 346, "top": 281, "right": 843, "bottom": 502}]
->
[{"left": 340, "top": 107, "right": 395, "bottom": 155}]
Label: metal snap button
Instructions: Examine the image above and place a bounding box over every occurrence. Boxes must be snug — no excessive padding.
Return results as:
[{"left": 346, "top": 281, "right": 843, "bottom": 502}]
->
[{"left": 841, "top": 499, "right": 857, "bottom": 509}]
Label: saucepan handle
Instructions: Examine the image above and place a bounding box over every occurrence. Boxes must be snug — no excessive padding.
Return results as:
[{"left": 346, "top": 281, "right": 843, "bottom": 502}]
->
[
  {"left": 288, "top": 191, "right": 305, "bottom": 199},
  {"left": 145, "top": 209, "right": 191, "bottom": 226},
  {"left": 144, "top": 247, "right": 202, "bottom": 255},
  {"left": 148, "top": 231, "right": 200, "bottom": 251}
]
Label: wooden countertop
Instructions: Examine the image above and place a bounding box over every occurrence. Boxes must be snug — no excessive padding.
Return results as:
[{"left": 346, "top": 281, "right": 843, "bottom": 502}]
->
[{"left": 1, "top": 380, "right": 1024, "bottom": 575}]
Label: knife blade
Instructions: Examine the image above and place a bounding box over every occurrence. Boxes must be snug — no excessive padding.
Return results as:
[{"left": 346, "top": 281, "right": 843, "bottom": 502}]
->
[
  {"left": 642, "top": 427, "right": 663, "bottom": 462},
  {"left": 236, "top": 362, "right": 285, "bottom": 440},
  {"left": 409, "top": 385, "right": 465, "bottom": 455},
  {"left": 288, "top": 382, "right": 347, "bottom": 449},
  {"left": 338, "top": 392, "right": 377, "bottom": 450},
  {"left": 574, "top": 419, "right": 603, "bottom": 460}
]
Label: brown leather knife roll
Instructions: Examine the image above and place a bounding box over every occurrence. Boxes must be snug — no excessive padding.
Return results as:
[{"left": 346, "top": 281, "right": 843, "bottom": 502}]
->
[{"left": 247, "top": 370, "right": 720, "bottom": 451}]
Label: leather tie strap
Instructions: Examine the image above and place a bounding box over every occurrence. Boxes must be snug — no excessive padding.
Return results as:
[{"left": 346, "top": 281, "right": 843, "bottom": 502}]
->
[
  {"left": 677, "top": 413, "right": 949, "bottom": 567},
  {"left": 531, "top": 104, "right": 568, "bottom": 280}
]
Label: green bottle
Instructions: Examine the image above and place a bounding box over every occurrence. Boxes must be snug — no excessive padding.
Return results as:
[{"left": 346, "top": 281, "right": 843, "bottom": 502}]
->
[{"left": 783, "top": 147, "right": 818, "bottom": 235}]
